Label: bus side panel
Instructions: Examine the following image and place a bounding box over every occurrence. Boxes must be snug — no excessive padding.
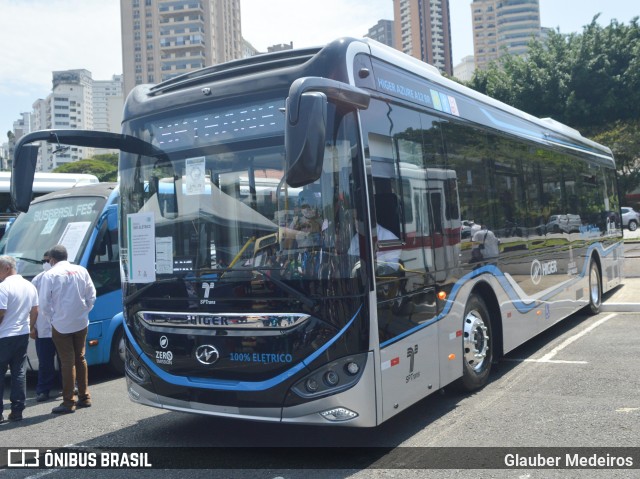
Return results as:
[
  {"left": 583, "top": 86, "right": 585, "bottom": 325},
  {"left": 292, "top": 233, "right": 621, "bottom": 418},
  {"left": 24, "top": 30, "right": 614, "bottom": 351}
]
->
[
  {"left": 602, "top": 241, "right": 624, "bottom": 293},
  {"left": 380, "top": 324, "right": 439, "bottom": 423},
  {"left": 85, "top": 289, "right": 123, "bottom": 366}
]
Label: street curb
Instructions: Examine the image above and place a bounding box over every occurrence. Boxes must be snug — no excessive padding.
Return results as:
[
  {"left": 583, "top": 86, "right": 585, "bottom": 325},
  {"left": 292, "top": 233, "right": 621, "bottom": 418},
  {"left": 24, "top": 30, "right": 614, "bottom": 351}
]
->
[{"left": 601, "top": 303, "right": 640, "bottom": 313}]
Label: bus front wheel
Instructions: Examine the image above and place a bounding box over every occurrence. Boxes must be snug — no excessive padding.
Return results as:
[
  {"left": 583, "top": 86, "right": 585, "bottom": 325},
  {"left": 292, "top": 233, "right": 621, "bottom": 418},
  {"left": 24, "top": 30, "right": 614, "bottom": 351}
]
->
[
  {"left": 109, "top": 327, "right": 125, "bottom": 375},
  {"left": 458, "top": 294, "right": 492, "bottom": 391}
]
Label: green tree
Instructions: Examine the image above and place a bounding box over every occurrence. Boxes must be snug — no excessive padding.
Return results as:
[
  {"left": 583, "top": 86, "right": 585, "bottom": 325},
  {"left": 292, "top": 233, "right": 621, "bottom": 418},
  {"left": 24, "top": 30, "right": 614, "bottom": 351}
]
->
[
  {"left": 468, "top": 16, "right": 640, "bottom": 129},
  {"left": 468, "top": 16, "right": 640, "bottom": 198},
  {"left": 592, "top": 121, "right": 640, "bottom": 200},
  {"left": 53, "top": 157, "right": 117, "bottom": 182}
]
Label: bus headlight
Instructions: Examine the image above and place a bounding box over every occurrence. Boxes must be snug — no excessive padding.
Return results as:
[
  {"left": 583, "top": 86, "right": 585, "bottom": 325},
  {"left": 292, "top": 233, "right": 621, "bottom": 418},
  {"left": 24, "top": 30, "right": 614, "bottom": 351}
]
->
[
  {"left": 305, "top": 378, "right": 319, "bottom": 393},
  {"left": 291, "top": 353, "right": 367, "bottom": 399},
  {"left": 323, "top": 370, "right": 339, "bottom": 386},
  {"left": 125, "top": 348, "right": 151, "bottom": 384}
]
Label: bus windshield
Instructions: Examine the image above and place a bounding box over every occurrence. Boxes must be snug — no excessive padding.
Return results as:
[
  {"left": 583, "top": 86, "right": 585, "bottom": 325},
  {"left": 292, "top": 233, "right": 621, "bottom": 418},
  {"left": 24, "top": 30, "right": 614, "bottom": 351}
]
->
[
  {"left": 120, "top": 93, "right": 367, "bottom": 302},
  {"left": 0, "top": 195, "right": 106, "bottom": 278}
]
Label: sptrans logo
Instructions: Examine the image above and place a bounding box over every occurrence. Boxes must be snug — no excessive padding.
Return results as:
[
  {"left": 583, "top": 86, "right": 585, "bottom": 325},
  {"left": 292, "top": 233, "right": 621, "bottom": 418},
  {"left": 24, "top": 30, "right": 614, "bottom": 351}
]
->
[{"left": 530, "top": 259, "right": 558, "bottom": 285}]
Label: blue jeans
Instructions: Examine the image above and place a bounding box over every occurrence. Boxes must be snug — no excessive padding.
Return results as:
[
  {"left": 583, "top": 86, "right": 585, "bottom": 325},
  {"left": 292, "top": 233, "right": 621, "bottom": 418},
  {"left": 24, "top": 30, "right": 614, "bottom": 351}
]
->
[
  {"left": 36, "top": 337, "right": 60, "bottom": 394},
  {"left": 0, "top": 334, "right": 29, "bottom": 415}
]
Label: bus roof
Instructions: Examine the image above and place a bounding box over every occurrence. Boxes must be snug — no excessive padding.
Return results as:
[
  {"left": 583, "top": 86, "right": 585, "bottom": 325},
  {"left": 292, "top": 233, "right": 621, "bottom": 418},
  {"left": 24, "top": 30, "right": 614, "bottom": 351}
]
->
[
  {"left": 0, "top": 171, "right": 99, "bottom": 193},
  {"left": 29, "top": 182, "right": 117, "bottom": 205}
]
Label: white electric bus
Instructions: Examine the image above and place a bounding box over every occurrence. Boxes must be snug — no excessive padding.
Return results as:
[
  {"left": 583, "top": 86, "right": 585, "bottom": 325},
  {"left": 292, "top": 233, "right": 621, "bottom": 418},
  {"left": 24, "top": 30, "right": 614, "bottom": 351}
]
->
[{"left": 10, "top": 38, "right": 623, "bottom": 426}]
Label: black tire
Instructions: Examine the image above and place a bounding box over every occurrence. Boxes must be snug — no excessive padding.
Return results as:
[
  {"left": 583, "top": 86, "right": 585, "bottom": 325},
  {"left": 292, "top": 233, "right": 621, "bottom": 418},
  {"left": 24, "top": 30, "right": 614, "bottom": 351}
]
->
[
  {"left": 457, "top": 294, "right": 493, "bottom": 391},
  {"left": 109, "top": 327, "right": 125, "bottom": 375},
  {"left": 587, "top": 260, "right": 602, "bottom": 315},
  {"left": 628, "top": 220, "right": 637, "bottom": 231}
]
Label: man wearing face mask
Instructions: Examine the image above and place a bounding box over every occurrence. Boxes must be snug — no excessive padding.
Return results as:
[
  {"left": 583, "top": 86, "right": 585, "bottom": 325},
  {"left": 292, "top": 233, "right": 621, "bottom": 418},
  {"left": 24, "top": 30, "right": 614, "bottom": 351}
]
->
[{"left": 30, "top": 251, "right": 59, "bottom": 402}]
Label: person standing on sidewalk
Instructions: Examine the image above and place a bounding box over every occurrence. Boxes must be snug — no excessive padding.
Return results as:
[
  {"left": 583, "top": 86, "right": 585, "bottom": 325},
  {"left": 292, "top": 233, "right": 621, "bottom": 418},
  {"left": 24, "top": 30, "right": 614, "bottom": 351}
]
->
[
  {"left": 30, "top": 250, "right": 60, "bottom": 402},
  {"left": 40, "top": 244, "right": 96, "bottom": 414},
  {"left": 0, "top": 255, "right": 39, "bottom": 422}
]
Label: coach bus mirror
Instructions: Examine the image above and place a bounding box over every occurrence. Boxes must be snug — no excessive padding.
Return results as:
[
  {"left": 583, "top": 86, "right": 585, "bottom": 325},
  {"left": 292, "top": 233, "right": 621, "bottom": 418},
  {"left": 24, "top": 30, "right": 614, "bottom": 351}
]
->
[
  {"left": 106, "top": 204, "right": 118, "bottom": 230},
  {"left": 11, "top": 144, "right": 39, "bottom": 213},
  {"left": 285, "top": 92, "right": 327, "bottom": 188}
]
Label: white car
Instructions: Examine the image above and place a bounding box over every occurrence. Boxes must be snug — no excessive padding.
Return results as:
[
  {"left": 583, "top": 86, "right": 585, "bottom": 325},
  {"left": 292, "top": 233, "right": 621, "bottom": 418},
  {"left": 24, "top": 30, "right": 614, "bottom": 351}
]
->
[{"left": 621, "top": 207, "right": 640, "bottom": 231}]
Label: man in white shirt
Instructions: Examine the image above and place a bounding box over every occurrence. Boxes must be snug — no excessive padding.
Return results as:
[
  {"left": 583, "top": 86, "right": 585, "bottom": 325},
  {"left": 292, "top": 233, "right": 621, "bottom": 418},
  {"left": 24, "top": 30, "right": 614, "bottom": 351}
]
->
[
  {"left": 40, "top": 244, "right": 96, "bottom": 414},
  {"left": 471, "top": 225, "right": 500, "bottom": 262},
  {"left": 30, "top": 250, "right": 60, "bottom": 402},
  {"left": 0, "top": 255, "right": 39, "bottom": 422}
]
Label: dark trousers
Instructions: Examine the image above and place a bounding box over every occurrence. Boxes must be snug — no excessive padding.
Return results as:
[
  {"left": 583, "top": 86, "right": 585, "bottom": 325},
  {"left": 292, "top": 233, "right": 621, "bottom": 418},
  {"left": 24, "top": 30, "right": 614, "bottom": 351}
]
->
[
  {"left": 52, "top": 327, "right": 90, "bottom": 408},
  {"left": 35, "top": 337, "right": 60, "bottom": 394},
  {"left": 0, "top": 334, "right": 29, "bottom": 414}
]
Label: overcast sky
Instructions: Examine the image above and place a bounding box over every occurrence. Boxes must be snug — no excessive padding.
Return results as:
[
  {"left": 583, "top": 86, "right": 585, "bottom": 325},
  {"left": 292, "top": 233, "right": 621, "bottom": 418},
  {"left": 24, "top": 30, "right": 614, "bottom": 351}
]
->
[{"left": 0, "top": 0, "right": 638, "bottom": 139}]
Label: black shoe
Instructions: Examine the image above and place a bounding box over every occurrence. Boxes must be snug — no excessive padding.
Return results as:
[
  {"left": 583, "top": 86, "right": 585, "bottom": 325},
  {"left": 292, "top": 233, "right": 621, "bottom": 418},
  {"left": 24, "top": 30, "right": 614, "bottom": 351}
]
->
[
  {"left": 51, "top": 404, "right": 75, "bottom": 414},
  {"left": 36, "top": 392, "right": 50, "bottom": 402},
  {"left": 8, "top": 411, "right": 23, "bottom": 421},
  {"left": 0, "top": 414, "right": 4, "bottom": 424},
  {"left": 75, "top": 399, "right": 92, "bottom": 408}
]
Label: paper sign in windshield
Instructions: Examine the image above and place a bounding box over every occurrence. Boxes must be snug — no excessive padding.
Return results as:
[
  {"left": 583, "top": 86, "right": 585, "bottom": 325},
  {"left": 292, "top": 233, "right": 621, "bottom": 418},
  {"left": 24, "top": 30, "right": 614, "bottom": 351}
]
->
[
  {"left": 58, "top": 222, "right": 91, "bottom": 263},
  {"left": 127, "top": 212, "right": 156, "bottom": 283}
]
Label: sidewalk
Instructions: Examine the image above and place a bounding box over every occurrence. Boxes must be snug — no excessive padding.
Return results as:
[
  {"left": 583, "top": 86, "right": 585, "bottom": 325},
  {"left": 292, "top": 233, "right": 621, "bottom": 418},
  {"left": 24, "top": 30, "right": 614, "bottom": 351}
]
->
[
  {"left": 601, "top": 235, "right": 640, "bottom": 312},
  {"left": 602, "top": 277, "right": 640, "bottom": 312}
]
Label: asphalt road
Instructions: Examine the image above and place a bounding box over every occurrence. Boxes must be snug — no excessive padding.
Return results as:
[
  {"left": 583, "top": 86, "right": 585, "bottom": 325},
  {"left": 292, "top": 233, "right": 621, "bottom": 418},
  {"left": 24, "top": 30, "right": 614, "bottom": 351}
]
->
[
  {"left": 2, "top": 240, "right": 639, "bottom": 478},
  {"left": 2, "top": 309, "right": 639, "bottom": 478}
]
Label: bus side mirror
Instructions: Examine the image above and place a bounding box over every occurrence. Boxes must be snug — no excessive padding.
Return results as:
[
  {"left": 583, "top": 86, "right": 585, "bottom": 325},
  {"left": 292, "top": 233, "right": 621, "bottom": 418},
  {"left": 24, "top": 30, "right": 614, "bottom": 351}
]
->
[
  {"left": 285, "top": 92, "right": 327, "bottom": 188},
  {"left": 106, "top": 204, "right": 118, "bottom": 230},
  {"left": 11, "top": 144, "right": 40, "bottom": 213}
]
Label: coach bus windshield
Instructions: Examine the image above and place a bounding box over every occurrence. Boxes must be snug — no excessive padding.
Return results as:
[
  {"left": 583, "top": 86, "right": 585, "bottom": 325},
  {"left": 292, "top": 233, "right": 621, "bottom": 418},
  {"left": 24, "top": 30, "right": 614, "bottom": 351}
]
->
[
  {"left": 0, "top": 195, "right": 106, "bottom": 279},
  {"left": 119, "top": 94, "right": 367, "bottom": 302}
]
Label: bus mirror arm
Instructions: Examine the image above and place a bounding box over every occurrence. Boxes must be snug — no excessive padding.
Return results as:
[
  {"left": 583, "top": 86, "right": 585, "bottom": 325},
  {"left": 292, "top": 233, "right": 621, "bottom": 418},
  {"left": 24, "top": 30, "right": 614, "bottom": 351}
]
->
[
  {"left": 286, "top": 77, "right": 370, "bottom": 125},
  {"left": 11, "top": 129, "right": 166, "bottom": 212},
  {"left": 285, "top": 78, "right": 370, "bottom": 188}
]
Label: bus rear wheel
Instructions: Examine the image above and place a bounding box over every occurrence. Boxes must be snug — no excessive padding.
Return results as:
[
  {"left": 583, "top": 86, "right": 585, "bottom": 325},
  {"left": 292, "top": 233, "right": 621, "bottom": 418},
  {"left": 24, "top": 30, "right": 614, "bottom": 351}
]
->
[
  {"left": 458, "top": 294, "right": 492, "bottom": 391},
  {"left": 587, "top": 260, "right": 602, "bottom": 315}
]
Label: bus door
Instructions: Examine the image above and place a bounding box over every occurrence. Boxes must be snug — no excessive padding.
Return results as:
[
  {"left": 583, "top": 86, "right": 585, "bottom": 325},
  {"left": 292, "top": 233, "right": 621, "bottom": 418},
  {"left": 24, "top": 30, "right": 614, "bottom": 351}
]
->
[
  {"left": 86, "top": 200, "right": 122, "bottom": 362},
  {"left": 426, "top": 173, "right": 461, "bottom": 282},
  {"left": 375, "top": 179, "right": 440, "bottom": 422}
]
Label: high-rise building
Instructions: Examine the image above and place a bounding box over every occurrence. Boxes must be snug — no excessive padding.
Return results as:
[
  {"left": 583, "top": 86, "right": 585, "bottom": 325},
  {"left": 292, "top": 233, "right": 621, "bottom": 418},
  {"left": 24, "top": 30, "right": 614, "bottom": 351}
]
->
[
  {"left": 120, "top": 0, "right": 243, "bottom": 97},
  {"left": 10, "top": 70, "right": 123, "bottom": 172},
  {"left": 93, "top": 75, "right": 124, "bottom": 134},
  {"left": 267, "top": 42, "right": 294, "bottom": 53},
  {"left": 471, "top": 0, "right": 541, "bottom": 71},
  {"left": 393, "top": 0, "right": 453, "bottom": 75},
  {"left": 366, "top": 19, "right": 395, "bottom": 48},
  {"left": 454, "top": 55, "right": 476, "bottom": 82},
  {"left": 45, "top": 70, "right": 95, "bottom": 169}
]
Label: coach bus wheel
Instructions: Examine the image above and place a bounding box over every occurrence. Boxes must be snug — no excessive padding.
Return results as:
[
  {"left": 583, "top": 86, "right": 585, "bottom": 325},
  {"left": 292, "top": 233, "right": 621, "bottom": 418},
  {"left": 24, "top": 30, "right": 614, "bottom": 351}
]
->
[
  {"left": 459, "top": 294, "right": 492, "bottom": 391},
  {"left": 587, "top": 261, "right": 602, "bottom": 315},
  {"left": 109, "top": 327, "right": 125, "bottom": 375}
]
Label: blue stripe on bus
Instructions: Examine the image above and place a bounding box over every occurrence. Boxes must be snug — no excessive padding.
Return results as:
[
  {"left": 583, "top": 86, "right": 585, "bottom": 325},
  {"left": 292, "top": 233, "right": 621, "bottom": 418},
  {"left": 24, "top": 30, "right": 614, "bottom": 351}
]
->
[
  {"left": 380, "top": 241, "right": 621, "bottom": 348},
  {"left": 124, "top": 305, "right": 363, "bottom": 391}
]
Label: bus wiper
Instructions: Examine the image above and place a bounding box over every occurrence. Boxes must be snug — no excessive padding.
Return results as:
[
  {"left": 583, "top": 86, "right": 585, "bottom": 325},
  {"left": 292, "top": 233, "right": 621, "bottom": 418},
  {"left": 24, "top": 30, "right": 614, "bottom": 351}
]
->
[
  {"left": 255, "top": 269, "right": 318, "bottom": 310},
  {"left": 17, "top": 257, "right": 43, "bottom": 265}
]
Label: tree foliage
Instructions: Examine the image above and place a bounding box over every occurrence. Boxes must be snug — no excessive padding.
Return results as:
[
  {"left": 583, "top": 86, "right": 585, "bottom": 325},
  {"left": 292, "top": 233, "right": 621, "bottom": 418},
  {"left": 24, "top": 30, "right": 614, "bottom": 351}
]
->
[
  {"left": 467, "top": 15, "right": 640, "bottom": 199},
  {"left": 53, "top": 156, "right": 117, "bottom": 182}
]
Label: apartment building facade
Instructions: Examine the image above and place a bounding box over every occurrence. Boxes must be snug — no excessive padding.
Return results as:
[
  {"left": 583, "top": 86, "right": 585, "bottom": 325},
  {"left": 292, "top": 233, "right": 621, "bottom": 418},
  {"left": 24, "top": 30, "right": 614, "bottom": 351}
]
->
[
  {"left": 393, "top": 0, "right": 453, "bottom": 75},
  {"left": 472, "top": 0, "right": 541, "bottom": 71},
  {"left": 366, "top": 19, "right": 395, "bottom": 48},
  {"left": 27, "top": 70, "right": 123, "bottom": 171},
  {"left": 120, "top": 0, "right": 243, "bottom": 97}
]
